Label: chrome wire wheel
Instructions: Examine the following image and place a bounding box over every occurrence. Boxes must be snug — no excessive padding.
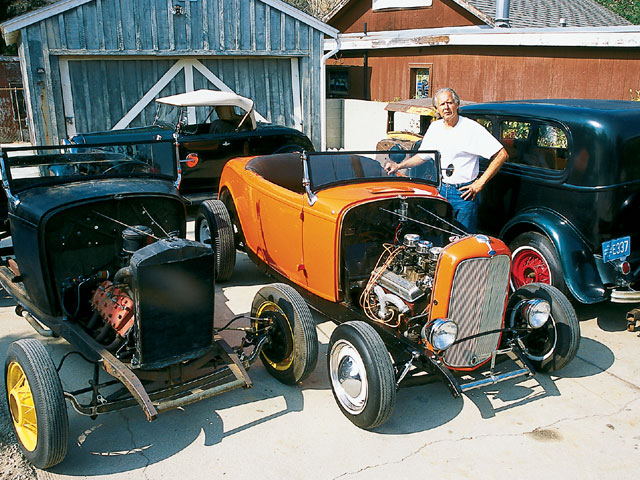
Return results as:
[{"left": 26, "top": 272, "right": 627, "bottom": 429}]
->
[{"left": 329, "top": 339, "right": 368, "bottom": 415}]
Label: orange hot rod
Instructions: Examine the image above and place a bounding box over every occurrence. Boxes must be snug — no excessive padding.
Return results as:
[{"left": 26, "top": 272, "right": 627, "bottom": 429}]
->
[{"left": 197, "top": 150, "right": 580, "bottom": 429}]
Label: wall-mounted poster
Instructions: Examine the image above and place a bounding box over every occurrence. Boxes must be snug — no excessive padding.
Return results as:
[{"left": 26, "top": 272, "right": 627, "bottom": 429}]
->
[{"left": 414, "top": 68, "right": 430, "bottom": 99}]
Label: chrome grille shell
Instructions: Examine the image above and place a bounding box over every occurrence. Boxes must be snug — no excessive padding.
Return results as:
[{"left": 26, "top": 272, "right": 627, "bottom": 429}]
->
[{"left": 442, "top": 254, "right": 511, "bottom": 369}]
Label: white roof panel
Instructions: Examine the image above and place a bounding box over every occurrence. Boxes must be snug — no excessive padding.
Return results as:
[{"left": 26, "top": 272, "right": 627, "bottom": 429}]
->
[{"left": 155, "top": 90, "right": 255, "bottom": 111}]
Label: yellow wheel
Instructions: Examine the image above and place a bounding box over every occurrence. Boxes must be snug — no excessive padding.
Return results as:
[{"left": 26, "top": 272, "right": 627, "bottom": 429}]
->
[
  {"left": 6, "top": 361, "right": 38, "bottom": 452},
  {"left": 4, "top": 339, "right": 68, "bottom": 469},
  {"left": 251, "top": 283, "right": 318, "bottom": 385}
]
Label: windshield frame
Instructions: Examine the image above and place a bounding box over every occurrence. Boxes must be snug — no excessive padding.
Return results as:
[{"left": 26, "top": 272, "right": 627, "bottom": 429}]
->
[
  {"left": 304, "top": 150, "right": 442, "bottom": 196},
  {"left": 0, "top": 139, "right": 179, "bottom": 203}
]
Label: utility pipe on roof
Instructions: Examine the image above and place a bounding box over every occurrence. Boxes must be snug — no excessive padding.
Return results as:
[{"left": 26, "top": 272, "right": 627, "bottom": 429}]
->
[
  {"left": 321, "top": 35, "right": 341, "bottom": 151},
  {"left": 496, "top": 0, "right": 511, "bottom": 28}
]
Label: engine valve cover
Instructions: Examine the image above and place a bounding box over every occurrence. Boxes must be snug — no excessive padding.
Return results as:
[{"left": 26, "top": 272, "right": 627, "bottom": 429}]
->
[
  {"left": 91, "top": 280, "right": 135, "bottom": 337},
  {"left": 375, "top": 268, "right": 425, "bottom": 303}
]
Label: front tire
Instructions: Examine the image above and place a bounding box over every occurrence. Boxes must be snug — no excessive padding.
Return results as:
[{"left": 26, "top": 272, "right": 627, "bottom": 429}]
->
[
  {"left": 251, "top": 283, "right": 318, "bottom": 384},
  {"left": 508, "top": 283, "right": 580, "bottom": 372},
  {"left": 4, "top": 339, "right": 68, "bottom": 469},
  {"left": 328, "top": 321, "right": 396, "bottom": 429},
  {"left": 195, "top": 199, "right": 236, "bottom": 281},
  {"left": 510, "top": 231, "right": 568, "bottom": 295}
]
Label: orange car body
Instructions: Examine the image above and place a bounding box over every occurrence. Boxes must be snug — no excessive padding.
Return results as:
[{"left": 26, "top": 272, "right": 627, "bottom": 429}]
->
[
  {"left": 212, "top": 150, "right": 579, "bottom": 427},
  {"left": 221, "top": 156, "right": 449, "bottom": 300},
  {"left": 219, "top": 154, "right": 512, "bottom": 372}
]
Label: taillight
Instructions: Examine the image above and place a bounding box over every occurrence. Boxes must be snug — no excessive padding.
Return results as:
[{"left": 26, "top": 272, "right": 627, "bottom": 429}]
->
[{"left": 620, "top": 261, "right": 631, "bottom": 275}]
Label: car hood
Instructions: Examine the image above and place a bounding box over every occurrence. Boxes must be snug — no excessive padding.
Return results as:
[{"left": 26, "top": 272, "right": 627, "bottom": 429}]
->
[{"left": 12, "top": 178, "right": 181, "bottom": 226}]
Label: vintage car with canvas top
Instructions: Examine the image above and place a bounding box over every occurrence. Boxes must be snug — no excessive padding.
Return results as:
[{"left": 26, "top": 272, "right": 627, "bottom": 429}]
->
[
  {"left": 459, "top": 100, "right": 640, "bottom": 316},
  {"left": 0, "top": 140, "right": 317, "bottom": 468},
  {"left": 196, "top": 149, "right": 580, "bottom": 429},
  {"left": 69, "top": 89, "right": 314, "bottom": 204}
]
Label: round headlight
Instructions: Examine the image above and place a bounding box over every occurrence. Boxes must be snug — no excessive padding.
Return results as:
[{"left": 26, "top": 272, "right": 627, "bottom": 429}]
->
[
  {"left": 524, "top": 299, "right": 551, "bottom": 329},
  {"left": 427, "top": 318, "right": 458, "bottom": 351}
]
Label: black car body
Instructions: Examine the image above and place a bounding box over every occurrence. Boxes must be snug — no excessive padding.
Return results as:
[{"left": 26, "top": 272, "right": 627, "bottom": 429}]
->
[
  {"left": 460, "top": 99, "right": 640, "bottom": 305},
  {"left": 70, "top": 90, "right": 314, "bottom": 204},
  {"left": 0, "top": 140, "right": 317, "bottom": 469}
]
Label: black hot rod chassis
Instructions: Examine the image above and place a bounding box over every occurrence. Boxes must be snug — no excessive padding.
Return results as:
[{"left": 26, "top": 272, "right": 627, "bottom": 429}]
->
[{"left": 0, "top": 141, "right": 317, "bottom": 469}]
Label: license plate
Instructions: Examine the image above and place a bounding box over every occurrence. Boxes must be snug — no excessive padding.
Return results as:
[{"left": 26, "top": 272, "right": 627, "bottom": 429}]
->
[{"left": 602, "top": 236, "right": 631, "bottom": 262}]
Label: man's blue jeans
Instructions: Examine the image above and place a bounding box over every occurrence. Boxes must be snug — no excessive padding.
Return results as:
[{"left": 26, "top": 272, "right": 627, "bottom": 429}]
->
[{"left": 438, "top": 181, "right": 478, "bottom": 233}]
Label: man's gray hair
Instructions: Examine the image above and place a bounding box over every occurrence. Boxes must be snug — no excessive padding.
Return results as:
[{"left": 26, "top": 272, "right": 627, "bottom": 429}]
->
[{"left": 433, "top": 87, "right": 460, "bottom": 107}]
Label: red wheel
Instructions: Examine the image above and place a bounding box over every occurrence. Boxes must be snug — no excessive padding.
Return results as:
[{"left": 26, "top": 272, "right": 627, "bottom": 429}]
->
[
  {"left": 511, "top": 245, "right": 551, "bottom": 288},
  {"left": 509, "top": 232, "right": 568, "bottom": 296}
]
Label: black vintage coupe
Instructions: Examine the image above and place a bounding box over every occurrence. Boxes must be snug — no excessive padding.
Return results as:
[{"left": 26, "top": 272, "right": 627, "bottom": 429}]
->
[{"left": 459, "top": 100, "right": 640, "bottom": 309}]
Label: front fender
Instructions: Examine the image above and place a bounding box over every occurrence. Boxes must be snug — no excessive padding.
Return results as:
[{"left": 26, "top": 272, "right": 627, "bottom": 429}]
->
[{"left": 501, "top": 208, "right": 606, "bottom": 304}]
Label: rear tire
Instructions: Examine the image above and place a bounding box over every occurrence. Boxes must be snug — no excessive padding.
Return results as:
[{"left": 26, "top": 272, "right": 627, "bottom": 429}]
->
[
  {"left": 328, "top": 321, "right": 396, "bottom": 429},
  {"left": 195, "top": 199, "right": 236, "bottom": 281},
  {"left": 251, "top": 283, "right": 318, "bottom": 384},
  {"left": 4, "top": 339, "right": 68, "bottom": 469},
  {"left": 219, "top": 190, "right": 245, "bottom": 250},
  {"left": 507, "top": 283, "right": 580, "bottom": 372},
  {"left": 510, "top": 231, "right": 568, "bottom": 295}
]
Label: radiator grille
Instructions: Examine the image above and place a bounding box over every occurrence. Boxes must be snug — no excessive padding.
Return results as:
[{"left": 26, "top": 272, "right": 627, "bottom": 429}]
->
[{"left": 443, "top": 255, "right": 510, "bottom": 369}]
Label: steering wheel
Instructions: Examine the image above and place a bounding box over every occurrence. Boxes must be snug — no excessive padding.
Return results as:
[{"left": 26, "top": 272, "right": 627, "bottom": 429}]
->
[
  {"left": 102, "top": 160, "right": 151, "bottom": 175},
  {"left": 154, "top": 120, "right": 175, "bottom": 130}
]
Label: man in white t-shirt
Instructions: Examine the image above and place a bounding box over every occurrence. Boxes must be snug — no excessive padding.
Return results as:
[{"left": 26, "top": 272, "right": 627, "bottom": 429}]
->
[{"left": 384, "top": 87, "right": 508, "bottom": 232}]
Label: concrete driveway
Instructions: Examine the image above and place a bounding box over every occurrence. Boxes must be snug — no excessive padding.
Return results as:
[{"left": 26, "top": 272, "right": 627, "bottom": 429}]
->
[{"left": 1, "top": 252, "right": 639, "bottom": 480}]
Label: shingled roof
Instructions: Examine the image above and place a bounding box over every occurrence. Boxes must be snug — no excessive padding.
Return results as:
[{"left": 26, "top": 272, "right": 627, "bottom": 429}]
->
[
  {"left": 467, "top": 0, "right": 631, "bottom": 28},
  {"left": 325, "top": 0, "right": 631, "bottom": 28}
]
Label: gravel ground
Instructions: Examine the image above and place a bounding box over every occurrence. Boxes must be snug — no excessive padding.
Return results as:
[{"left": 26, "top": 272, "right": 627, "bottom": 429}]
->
[{"left": 0, "top": 401, "right": 36, "bottom": 480}]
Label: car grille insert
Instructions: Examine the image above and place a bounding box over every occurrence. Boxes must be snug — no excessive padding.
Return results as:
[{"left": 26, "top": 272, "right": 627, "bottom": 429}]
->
[{"left": 443, "top": 255, "right": 510, "bottom": 369}]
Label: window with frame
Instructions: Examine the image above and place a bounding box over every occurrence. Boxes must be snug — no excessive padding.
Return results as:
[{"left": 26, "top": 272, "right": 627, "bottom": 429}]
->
[
  {"left": 474, "top": 117, "right": 493, "bottom": 132},
  {"left": 500, "top": 120, "right": 568, "bottom": 171},
  {"left": 409, "top": 67, "right": 431, "bottom": 99},
  {"left": 327, "top": 68, "right": 349, "bottom": 97}
]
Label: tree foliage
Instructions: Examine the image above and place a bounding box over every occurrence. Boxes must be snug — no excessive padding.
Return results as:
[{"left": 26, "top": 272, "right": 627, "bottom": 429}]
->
[
  {"left": 282, "top": 0, "right": 340, "bottom": 19},
  {"left": 593, "top": 0, "right": 640, "bottom": 24},
  {"left": 1, "top": 1, "right": 57, "bottom": 54}
]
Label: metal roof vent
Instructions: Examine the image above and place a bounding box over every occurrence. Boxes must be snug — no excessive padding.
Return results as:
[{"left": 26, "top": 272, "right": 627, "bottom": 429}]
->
[{"left": 495, "top": 0, "right": 511, "bottom": 28}]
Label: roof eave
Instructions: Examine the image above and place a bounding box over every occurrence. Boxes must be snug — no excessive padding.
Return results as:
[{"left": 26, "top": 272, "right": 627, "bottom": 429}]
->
[
  {"left": 448, "top": 0, "right": 494, "bottom": 27},
  {"left": 1, "top": 0, "right": 339, "bottom": 46},
  {"left": 325, "top": 25, "right": 640, "bottom": 50},
  {"left": 323, "top": 0, "right": 493, "bottom": 26},
  {"left": 1, "top": 0, "right": 93, "bottom": 45}
]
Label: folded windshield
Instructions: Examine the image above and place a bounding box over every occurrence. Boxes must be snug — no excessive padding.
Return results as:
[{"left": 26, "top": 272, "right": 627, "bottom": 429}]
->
[
  {"left": 0, "top": 140, "right": 177, "bottom": 194},
  {"left": 306, "top": 150, "right": 441, "bottom": 191}
]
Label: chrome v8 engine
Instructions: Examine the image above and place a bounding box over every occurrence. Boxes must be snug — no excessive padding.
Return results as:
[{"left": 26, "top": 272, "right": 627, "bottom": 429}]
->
[{"left": 361, "top": 233, "right": 444, "bottom": 328}]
